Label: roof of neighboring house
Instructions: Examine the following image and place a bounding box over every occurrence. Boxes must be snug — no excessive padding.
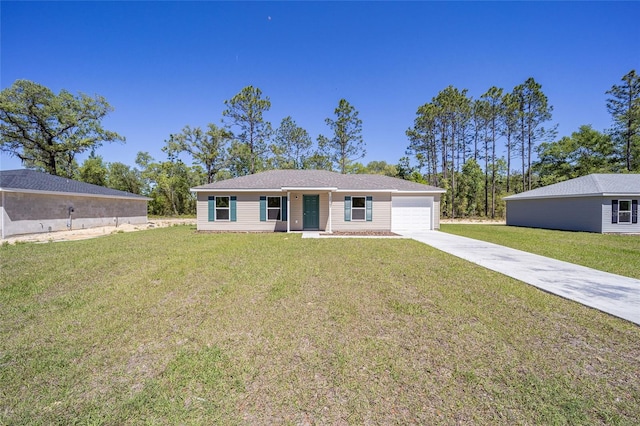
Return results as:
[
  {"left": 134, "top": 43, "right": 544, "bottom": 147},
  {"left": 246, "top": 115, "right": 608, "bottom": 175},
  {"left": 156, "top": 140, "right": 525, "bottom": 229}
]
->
[
  {"left": 504, "top": 174, "right": 640, "bottom": 200},
  {"left": 0, "top": 169, "right": 150, "bottom": 200},
  {"left": 191, "top": 169, "right": 446, "bottom": 193}
]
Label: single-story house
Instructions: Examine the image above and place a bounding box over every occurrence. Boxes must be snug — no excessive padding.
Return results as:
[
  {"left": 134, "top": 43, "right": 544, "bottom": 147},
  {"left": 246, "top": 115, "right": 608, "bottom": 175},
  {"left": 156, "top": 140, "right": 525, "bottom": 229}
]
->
[
  {"left": 190, "top": 169, "right": 445, "bottom": 233},
  {"left": 0, "top": 169, "right": 150, "bottom": 239},
  {"left": 504, "top": 173, "right": 639, "bottom": 233}
]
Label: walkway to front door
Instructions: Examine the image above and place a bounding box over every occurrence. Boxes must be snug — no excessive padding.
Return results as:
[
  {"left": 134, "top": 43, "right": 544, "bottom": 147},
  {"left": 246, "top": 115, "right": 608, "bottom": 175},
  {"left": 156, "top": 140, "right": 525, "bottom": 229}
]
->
[{"left": 303, "top": 195, "right": 319, "bottom": 230}]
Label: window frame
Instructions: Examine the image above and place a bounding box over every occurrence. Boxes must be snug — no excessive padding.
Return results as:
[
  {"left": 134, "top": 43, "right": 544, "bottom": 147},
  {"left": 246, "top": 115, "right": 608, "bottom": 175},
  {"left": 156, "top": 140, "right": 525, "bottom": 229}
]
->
[
  {"left": 215, "top": 196, "right": 230, "bottom": 221},
  {"left": 618, "top": 199, "right": 632, "bottom": 224},
  {"left": 351, "top": 196, "right": 366, "bottom": 221},
  {"left": 267, "top": 196, "right": 282, "bottom": 221}
]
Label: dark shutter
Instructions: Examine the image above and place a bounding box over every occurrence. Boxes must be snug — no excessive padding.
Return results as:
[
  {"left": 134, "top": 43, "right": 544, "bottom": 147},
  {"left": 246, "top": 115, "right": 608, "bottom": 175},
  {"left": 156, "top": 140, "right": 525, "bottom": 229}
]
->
[
  {"left": 281, "top": 196, "right": 288, "bottom": 221},
  {"left": 208, "top": 196, "right": 215, "bottom": 222},
  {"left": 344, "top": 196, "right": 351, "bottom": 222},
  {"left": 230, "top": 196, "right": 237, "bottom": 222},
  {"left": 366, "top": 196, "right": 373, "bottom": 221},
  {"left": 632, "top": 200, "right": 638, "bottom": 224},
  {"left": 260, "top": 196, "right": 266, "bottom": 221},
  {"left": 612, "top": 200, "right": 618, "bottom": 224}
]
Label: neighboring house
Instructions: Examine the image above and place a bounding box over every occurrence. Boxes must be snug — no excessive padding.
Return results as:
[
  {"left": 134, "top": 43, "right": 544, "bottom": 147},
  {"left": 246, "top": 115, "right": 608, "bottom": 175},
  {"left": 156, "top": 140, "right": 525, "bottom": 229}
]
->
[
  {"left": 504, "top": 174, "right": 639, "bottom": 233},
  {"left": 190, "top": 169, "right": 445, "bottom": 233},
  {"left": 0, "top": 169, "right": 150, "bottom": 239}
]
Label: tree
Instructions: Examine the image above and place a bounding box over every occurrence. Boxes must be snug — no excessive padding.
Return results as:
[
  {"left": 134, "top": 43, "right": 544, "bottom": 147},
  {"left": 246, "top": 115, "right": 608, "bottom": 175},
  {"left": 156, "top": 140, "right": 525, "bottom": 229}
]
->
[
  {"left": 222, "top": 86, "right": 272, "bottom": 175},
  {"left": 480, "top": 86, "right": 504, "bottom": 218},
  {"left": 0, "top": 79, "right": 124, "bottom": 178},
  {"left": 320, "top": 99, "right": 365, "bottom": 174},
  {"left": 271, "top": 116, "right": 313, "bottom": 169},
  {"left": 513, "top": 78, "right": 555, "bottom": 191},
  {"left": 78, "top": 152, "right": 108, "bottom": 186},
  {"left": 364, "top": 160, "right": 398, "bottom": 177},
  {"left": 534, "top": 125, "right": 616, "bottom": 185},
  {"left": 606, "top": 70, "right": 640, "bottom": 171},
  {"left": 457, "top": 159, "right": 484, "bottom": 217},
  {"left": 107, "top": 162, "right": 144, "bottom": 194},
  {"left": 164, "top": 124, "right": 232, "bottom": 183},
  {"left": 501, "top": 92, "right": 519, "bottom": 193}
]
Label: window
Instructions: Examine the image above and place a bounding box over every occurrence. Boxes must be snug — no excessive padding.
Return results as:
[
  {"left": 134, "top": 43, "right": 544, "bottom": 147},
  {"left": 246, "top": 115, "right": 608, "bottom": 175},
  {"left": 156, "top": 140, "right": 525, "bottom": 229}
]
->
[
  {"left": 619, "top": 200, "right": 632, "bottom": 224},
  {"left": 351, "top": 196, "right": 366, "bottom": 220},
  {"left": 267, "top": 196, "right": 281, "bottom": 220},
  {"left": 216, "top": 196, "right": 230, "bottom": 220}
]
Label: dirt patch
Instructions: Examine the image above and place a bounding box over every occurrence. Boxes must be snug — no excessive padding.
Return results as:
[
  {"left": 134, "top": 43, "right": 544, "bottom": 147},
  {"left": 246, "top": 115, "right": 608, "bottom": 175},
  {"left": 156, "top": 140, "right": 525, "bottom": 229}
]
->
[{"left": 1, "top": 218, "right": 196, "bottom": 245}]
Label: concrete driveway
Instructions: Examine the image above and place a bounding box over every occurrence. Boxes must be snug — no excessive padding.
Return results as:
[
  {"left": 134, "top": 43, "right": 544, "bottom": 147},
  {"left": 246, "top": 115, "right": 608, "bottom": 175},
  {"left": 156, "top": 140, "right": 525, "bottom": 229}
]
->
[{"left": 401, "top": 231, "right": 640, "bottom": 326}]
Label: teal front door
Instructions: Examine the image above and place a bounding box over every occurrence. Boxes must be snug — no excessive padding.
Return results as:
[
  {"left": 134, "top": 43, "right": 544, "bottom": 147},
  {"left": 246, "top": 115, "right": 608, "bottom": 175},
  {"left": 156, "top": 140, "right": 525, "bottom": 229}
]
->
[{"left": 303, "top": 195, "right": 320, "bottom": 229}]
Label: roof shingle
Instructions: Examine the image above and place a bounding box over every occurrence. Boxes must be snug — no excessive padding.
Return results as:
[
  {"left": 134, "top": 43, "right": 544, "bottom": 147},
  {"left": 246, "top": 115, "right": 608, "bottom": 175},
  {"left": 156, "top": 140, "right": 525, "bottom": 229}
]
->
[
  {"left": 504, "top": 174, "right": 640, "bottom": 200},
  {"left": 0, "top": 169, "right": 149, "bottom": 199},
  {"left": 191, "top": 169, "right": 445, "bottom": 193}
]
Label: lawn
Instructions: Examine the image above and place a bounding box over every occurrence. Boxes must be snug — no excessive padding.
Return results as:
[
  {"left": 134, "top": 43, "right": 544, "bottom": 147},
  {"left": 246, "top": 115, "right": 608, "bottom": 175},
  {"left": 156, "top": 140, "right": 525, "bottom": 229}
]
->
[
  {"left": 1, "top": 226, "right": 639, "bottom": 424},
  {"left": 441, "top": 224, "right": 640, "bottom": 280}
]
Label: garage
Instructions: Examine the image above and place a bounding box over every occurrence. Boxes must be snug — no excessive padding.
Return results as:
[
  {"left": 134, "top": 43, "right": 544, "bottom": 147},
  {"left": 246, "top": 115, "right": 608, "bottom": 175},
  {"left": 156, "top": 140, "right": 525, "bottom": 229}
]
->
[{"left": 391, "top": 196, "right": 433, "bottom": 231}]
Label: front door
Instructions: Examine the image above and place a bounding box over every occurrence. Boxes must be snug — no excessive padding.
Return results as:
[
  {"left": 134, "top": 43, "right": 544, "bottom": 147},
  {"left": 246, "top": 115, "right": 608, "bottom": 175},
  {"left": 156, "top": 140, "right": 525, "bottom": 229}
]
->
[{"left": 303, "top": 195, "right": 320, "bottom": 229}]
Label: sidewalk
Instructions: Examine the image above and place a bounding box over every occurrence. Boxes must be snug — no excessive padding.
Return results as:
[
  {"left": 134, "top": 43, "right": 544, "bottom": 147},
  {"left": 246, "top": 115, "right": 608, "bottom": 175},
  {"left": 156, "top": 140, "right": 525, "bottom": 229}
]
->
[{"left": 400, "top": 231, "right": 640, "bottom": 326}]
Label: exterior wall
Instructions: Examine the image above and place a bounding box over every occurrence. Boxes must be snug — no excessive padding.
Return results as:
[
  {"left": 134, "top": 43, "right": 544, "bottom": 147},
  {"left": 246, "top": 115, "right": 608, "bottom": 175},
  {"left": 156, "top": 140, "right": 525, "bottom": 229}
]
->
[
  {"left": 196, "top": 192, "right": 288, "bottom": 232},
  {"left": 506, "top": 197, "right": 603, "bottom": 233},
  {"left": 1, "top": 191, "right": 148, "bottom": 238},
  {"left": 601, "top": 197, "right": 640, "bottom": 233},
  {"left": 196, "top": 190, "right": 443, "bottom": 233},
  {"left": 331, "top": 192, "right": 392, "bottom": 232}
]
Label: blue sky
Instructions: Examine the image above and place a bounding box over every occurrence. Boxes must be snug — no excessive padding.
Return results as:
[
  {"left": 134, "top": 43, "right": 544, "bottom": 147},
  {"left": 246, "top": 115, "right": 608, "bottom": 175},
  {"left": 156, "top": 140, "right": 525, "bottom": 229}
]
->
[{"left": 1, "top": 1, "right": 639, "bottom": 172}]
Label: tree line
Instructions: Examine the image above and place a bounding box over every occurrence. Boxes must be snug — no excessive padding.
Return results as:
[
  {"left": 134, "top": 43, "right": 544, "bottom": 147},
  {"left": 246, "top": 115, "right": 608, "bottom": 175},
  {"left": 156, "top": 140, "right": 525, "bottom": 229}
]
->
[
  {"left": 404, "top": 70, "right": 639, "bottom": 218},
  {"left": 1, "top": 70, "right": 638, "bottom": 217}
]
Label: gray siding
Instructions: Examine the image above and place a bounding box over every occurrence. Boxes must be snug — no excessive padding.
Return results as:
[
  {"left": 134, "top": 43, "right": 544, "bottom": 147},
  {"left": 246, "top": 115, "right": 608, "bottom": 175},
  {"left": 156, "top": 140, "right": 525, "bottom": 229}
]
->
[
  {"left": 601, "top": 197, "right": 640, "bottom": 233},
  {"left": 1, "top": 191, "right": 148, "bottom": 238},
  {"left": 506, "top": 197, "right": 603, "bottom": 233}
]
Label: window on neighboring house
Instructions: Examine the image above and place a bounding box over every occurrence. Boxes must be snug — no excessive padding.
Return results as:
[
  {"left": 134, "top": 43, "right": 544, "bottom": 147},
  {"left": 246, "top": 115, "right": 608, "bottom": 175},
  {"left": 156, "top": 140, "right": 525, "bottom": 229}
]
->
[
  {"left": 618, "top": 200, "right": 632, "bottom": 223},
  {"left": 351, "top": 196, "right": 366, "bottom": 220},
  {"left": 267, "top": 196, "right": 281, "bottom": 220},
  {"left": 216, "top": 196, "right": 230, "bottom": 220}
]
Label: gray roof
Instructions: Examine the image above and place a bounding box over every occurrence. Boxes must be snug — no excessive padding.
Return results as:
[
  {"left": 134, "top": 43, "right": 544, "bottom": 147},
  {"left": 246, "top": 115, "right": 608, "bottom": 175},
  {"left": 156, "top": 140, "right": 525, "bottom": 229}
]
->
[
  {"left": 191, "top": 169, "right": 445, "bottom": 193},
  {"left": 0, "top": 169, "right": 149, "bottom": 200},
  {"left": 504, "top": 174, "right": 640, "bottom": 200}
]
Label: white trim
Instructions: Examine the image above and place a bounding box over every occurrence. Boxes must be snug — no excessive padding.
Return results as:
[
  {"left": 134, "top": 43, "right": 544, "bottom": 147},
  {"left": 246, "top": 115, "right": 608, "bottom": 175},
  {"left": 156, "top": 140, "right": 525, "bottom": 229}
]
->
[
  {"left": 351, "top": 196, "right": 366, "bottom": 221},
  {"left": 286, "top": 191, "right": 291, "bottom": 233},
  {"left": 328, "top": 191, "right": 332, "bottom": 233},
  {"left": 214, "top": 195, "right": 231, "bottom": 221},
  {"left": 505, "top": 193, "right": 640, "bottom": 201},
  {"left": 618, "top": 199, "right": 632, "bottom": 224},
  {"left": 192, "top": 187, "right": 445, "bottom": 195},
  {"left": 0, "top": 188, "right": 151, "bottom": 201},
  {"left": 266, "top": 196, "right": 282, "bottom": 221},
  {"left": 1, "top": 189, "right": 5, "bottom": 239}
]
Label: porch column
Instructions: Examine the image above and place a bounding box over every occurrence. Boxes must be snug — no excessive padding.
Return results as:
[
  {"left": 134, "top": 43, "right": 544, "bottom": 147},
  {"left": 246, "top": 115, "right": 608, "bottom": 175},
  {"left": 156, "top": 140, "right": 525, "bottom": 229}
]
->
[
  {"left": 287, "top": 191, "right": 291, "bottom": 233},
  {"left": 328, "top": 191, "right": 332, "bottom": 233}
]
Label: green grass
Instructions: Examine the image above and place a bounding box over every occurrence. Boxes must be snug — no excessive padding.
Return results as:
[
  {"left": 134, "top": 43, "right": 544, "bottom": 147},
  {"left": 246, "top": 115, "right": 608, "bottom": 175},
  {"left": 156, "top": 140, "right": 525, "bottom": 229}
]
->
[
  {"left": 1, "top": 226, "right": 639, "bottom": 424},
  {"left": 441, "top": 224, "right": 640, "bottom": 280}
]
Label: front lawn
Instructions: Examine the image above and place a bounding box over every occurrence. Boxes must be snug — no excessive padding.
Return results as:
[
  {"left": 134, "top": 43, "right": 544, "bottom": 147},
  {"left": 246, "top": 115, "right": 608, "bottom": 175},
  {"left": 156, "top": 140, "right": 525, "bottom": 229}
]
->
[
  {"left": 441, "top": 224, "right": 640, "bottom": 280},
  {"left": 1, "top": 226, "right": 639, "bottom": 424}
]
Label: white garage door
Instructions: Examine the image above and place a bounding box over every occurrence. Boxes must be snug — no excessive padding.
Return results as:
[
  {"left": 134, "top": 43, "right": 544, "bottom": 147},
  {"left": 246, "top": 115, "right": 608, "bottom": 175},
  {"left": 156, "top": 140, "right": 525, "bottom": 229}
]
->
[{"left": 392, "top": 196, "right": 432, "bottom": 231}]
